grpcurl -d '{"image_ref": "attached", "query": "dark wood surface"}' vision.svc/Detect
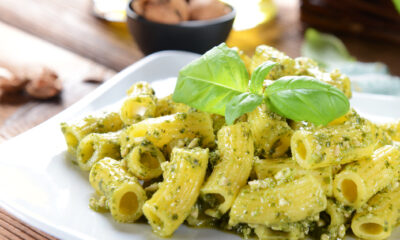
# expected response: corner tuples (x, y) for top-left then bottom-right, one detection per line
(0, 0), (399, 239)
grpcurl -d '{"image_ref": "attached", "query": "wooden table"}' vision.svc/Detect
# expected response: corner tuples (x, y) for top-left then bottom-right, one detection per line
(0, 0), (399, 239)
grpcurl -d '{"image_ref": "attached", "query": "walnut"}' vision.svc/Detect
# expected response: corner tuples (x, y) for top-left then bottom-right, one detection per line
(189, 0), (231, 21)
(132, 0), (189, 24)
(0, 67), (27, 96)
(25, 67), (62, 99)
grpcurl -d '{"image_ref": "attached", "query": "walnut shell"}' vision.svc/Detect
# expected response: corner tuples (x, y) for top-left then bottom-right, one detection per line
(133, 0), (189, 24)
(25, 67), (62, 99)
(0, 67), (26, 96)
(189, 0), (230, 21)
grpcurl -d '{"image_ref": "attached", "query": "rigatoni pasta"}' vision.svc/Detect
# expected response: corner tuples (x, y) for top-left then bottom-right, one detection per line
(351, 185), (400, 240)
(380, 120), (400, 141)
(229, 175), (327, 226)
(89, 157), (146, 222)
(120, 111), (215, 156)
(253, 157), (333, 196)
(142, 147), (208, 237)
(120, 81), (156, 125)
(60, 111), (123, 155)
(60, 45), (400, 240)
(200, 122), (254, 217)
(155, 95), (191, 117)
(333, 145), (400, 208)
(291, 111), (377, 169)
(124, 138), (165, 180)
(248, 105), (292, 158)
(77, 131), (121, 171)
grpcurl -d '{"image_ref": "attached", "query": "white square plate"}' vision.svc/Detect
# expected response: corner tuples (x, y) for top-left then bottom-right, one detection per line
(1, 51), (400, 240)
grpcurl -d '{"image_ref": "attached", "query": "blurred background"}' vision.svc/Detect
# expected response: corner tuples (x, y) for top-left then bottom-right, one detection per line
(1, 0), (399, 141)
(0, 1), (399, 138)
(0, 0), (399, 239)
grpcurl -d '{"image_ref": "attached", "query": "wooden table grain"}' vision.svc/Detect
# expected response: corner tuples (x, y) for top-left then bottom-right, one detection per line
(0, 0), (399, 239)
(0, 21), (115, 240)
(0, 0), (143, 71)
(0, 22), (115, 142)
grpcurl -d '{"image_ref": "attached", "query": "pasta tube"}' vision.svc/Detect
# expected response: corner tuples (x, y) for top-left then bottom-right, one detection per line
(294, 57), (352, 98)
(155, 95), (190, 117)
(126, 81), (154, 96)
(200, 123), (254, 217)
(291, 117), (377, 169)
(250, 45), (296, 79)
(229, 175), (327, 226)
(248, 105), (292, 158)
(253, 157), (333, 196)
(120, 82), (157, 125)
(351, 186), (400, 240)
(380, 120), (400, 141)
(60, 111), (123, 155)
(124, 138), (166, 180)
(142, 147), (208, 237)
(333, 145), (400, 208)
(120, 94), (156, 125)
(320, 199), (352, 240)
(77, 131), (121, 171)
(89, 157), (146, 222)
(120, 112), (215, 156)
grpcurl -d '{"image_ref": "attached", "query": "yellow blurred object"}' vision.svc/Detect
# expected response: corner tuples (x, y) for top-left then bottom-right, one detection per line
(224, 0), (277, 55)
(221, 0), (277, 31)
(92, 0), (129, 22)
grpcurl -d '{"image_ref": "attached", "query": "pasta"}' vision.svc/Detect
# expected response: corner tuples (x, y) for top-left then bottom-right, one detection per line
(248, 105), (292, 158)
(120, 94), (156, 125)
(60, 111), (123, 155)
(123, 138), (166, 180)
(59, 45), (400, 240)
(351, 185), (400, 240)
(120, 111), (215, 157)
(293, 57), (352, 98)
(229, 175), (327, 226)
(77, 131), (121, 171)
(253, 157), (333, 196)
(250, 45), (296, 79)
(200, 122), (254, 217)
(320, 199), (353, 240)
(120, 81), (156, 125)
(380, 120), (400, 141)
(142, 147), (208, 237)
(89, 157), (147, 222)
(291, 111), (378, 169)
(155, 95), (191, 117)
(333, 145), (400, 208)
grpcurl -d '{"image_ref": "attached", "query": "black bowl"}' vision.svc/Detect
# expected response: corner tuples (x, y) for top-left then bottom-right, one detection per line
(126, 0), (236, 55)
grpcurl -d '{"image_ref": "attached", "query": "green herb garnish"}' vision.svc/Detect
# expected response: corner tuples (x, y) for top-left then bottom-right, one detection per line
(172, 43), (350, 125)
(264, 76), (349, 125)
(393, 0), (400, 14)
(301, 28), (355, 69)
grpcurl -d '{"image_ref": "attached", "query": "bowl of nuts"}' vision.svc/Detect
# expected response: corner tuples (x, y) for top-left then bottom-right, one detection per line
(126, 0), (235, 54)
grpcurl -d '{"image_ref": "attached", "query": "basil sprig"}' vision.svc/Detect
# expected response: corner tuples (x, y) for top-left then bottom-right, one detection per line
(172, 43), (350, 125)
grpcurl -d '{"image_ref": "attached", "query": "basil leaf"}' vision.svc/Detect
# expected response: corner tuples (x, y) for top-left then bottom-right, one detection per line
(172, 43), (249, 115)
(301, 28), (355, 69)
(249, 61), (277, 94)
(225, 92), (263, 125)
(264, 76), (349, 125)
(393, 0), (400, 13)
